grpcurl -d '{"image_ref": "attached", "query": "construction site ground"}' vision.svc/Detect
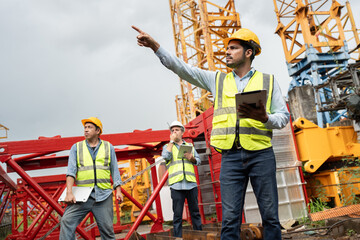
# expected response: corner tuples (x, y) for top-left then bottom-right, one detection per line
(95, 217), (360, 240)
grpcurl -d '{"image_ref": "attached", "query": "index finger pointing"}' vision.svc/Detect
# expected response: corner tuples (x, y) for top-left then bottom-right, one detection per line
(131, 25), (143, 34)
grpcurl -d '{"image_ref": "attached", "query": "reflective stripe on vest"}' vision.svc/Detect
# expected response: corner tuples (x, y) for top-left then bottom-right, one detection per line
(210, 71), (274, 151)
(166, 142), (197, 185)
(76, 140), (112, 189)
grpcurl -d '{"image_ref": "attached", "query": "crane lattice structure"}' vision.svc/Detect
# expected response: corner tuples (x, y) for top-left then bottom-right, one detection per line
(169, 0), (241, 124)
(0, 124), (9, 139)
(273, 0), (360, 126)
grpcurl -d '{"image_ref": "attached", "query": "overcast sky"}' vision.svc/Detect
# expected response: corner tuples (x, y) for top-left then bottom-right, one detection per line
(1, 0), (360, 143)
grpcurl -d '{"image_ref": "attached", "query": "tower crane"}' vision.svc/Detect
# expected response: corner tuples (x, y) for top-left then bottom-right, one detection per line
(169, 0), (240, 124)
(273, 0), (360, 126)
(0, 124), (9, 139)
(273, 0), (360, 207)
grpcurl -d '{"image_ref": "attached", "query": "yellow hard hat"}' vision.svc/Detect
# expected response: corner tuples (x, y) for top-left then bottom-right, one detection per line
(223, 28), (261, 56)
(81, 117), (103, 134)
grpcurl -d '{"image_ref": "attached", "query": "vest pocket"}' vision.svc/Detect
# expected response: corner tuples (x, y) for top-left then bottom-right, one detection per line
(212, 114), (228, 124)
(211, 115), (228, 140)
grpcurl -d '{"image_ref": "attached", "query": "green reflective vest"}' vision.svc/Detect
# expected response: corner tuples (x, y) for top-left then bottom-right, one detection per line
(76, 140), (112, 189)
(210, 71), (274, 151)
(166, 142), (197, 186)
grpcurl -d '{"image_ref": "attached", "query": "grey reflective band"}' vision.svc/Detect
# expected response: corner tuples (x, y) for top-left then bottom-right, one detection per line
(78, 166), (93, 171)
(76, 179), (94, 185)
(213, 107), (236, 117)
(96, 165), (111, 170)
(169, 171), (196, 179)
(78, 165), (110, 172)
(76, 178), (111, 185)
(216, 72), (227, 109)
(211, 126), (272, 138)
(97, 179), (111, 183)
(103, 141), (109, 166)
(263, 73), (270, 99)
(263, 73), (273, 101)
(211, 127), (236, 136)
(167, 160), (183, 168)
(78, 142), (84, 167)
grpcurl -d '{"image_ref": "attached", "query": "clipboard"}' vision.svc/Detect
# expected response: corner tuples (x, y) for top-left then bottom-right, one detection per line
(58, 186), (93, 202)
(177, 145), (193, 159)
(235, 89), (267, 118)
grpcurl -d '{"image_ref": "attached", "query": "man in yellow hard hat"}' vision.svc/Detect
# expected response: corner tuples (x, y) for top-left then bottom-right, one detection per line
(60, 117), (123, 240)
(133, 26), (289, 240)
(162, 120), (202, 237)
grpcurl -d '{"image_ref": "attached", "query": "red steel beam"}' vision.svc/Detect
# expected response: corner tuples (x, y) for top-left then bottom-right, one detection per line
(0, 164), (16, 190)
(0, 129), (199, 156)
(4, 157), (92, 240)
(0, 188), (10, 224)
(124, 171), (169, 240)
(27, 188), (63, 239)
(120, 187), (157, 222)
(5, 148), (163, 173)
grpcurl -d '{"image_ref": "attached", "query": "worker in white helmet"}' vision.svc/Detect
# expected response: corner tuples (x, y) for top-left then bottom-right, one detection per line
(60, 117), (123, 240)
(133, 26), (289, 240)
(162, 120), (202, 237)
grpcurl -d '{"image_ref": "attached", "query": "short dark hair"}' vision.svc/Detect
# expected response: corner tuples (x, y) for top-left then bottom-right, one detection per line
(238, 40), (255, 62)
(230, 39), (255, 62)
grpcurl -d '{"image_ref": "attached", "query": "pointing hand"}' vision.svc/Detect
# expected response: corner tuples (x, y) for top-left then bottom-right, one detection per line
(132, 25), (160, 52)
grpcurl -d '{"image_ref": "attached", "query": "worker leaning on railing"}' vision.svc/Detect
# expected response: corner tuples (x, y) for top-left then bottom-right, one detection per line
(132, 25), (290, 240)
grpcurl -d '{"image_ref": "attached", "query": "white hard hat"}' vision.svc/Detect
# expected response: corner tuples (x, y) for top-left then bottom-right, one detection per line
(169, 120), (185, 131)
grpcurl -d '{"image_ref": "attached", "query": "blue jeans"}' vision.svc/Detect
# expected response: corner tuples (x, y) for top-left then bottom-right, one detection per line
(219, 147), (281, 240)
(170, 187), (202, 237)
(60, 193), (115, 240)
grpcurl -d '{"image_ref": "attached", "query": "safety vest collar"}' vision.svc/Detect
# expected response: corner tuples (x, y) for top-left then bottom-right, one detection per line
(78, 140), (110, 168)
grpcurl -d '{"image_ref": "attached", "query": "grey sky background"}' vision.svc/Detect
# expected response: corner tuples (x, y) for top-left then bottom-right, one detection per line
(1, 0), (360, 143)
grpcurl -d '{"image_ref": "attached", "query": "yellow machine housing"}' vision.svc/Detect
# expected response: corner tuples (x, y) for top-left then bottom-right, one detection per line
(293, 118), (360, 173)
(305, 167), (360, 207)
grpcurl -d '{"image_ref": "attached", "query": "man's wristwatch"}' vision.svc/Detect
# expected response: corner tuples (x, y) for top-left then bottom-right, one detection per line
(169, 140), (174, 144)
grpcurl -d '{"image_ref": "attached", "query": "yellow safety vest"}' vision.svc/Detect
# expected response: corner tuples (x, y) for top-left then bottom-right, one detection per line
(210, 71), (274, 151)
(166, 142), (197, 185)
(76, 140), (112, 189)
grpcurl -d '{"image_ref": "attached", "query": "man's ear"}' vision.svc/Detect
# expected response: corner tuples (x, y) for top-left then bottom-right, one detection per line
(245, 48), (253, 58)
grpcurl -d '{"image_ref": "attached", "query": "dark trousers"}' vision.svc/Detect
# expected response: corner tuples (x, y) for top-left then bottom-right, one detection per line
(220, 147), (281, 240)
(170, 187), (202, 237)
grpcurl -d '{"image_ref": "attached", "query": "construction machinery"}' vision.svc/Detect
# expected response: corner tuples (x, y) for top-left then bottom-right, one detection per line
(169, 0), (240, 123)
(1, 1), (359, 239)
(272, 0), (360, 207)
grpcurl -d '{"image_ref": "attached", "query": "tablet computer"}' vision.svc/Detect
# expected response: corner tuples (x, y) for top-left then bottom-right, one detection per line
(58, 186), (93, 202)
(178, 145), (193, 159)
(235, 89), (267, 118)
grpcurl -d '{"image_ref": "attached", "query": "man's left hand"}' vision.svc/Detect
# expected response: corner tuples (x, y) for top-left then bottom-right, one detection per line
(183, 152), (196, 164)
(238, 100), (268, 123)
(115, 186), (123, 203)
